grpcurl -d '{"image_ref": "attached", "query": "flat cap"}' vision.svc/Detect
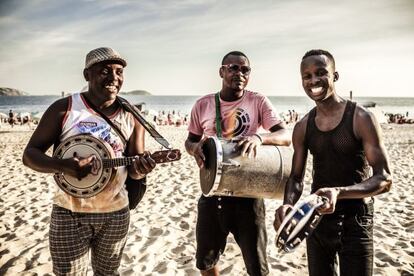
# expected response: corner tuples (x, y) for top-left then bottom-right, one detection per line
(85, 47), (127, 69)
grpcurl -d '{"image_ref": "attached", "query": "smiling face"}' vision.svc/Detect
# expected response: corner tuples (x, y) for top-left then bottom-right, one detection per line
(84, 60), (124, 102)
(220, 54), (250, 93)
(300, 54), (338, 102)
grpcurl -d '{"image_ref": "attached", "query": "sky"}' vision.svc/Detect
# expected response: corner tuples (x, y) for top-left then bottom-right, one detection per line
(0, 0), (413, 97)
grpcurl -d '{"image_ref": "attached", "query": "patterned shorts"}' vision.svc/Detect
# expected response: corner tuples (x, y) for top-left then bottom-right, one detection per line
(49, 205), (130, 276)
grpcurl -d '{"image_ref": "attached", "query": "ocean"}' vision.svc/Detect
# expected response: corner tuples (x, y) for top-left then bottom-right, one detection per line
(1, 95), (414, 119)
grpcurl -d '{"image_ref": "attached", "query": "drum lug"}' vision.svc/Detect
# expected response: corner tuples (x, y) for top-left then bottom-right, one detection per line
(222, 189), (234, 196)
(221, 159), (240, 168)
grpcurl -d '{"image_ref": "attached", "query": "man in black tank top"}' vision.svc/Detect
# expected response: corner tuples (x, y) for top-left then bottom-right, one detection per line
(274, 49), (392, 276)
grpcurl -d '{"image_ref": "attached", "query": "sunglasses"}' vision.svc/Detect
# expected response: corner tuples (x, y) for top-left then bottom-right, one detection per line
(222, 64), (251, 75)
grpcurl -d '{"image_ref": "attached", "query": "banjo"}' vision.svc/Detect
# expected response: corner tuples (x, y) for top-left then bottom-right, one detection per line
(53, 134), (181, 198)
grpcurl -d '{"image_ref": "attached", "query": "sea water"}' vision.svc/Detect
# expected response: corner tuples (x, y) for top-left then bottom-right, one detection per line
(1, 95), (413, 119)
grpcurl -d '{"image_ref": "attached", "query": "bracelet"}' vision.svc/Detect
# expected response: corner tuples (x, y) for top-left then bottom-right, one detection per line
(253, 133), (263, 144)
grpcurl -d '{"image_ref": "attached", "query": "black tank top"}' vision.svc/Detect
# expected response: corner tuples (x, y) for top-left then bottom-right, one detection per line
(305, 101), (370, 193)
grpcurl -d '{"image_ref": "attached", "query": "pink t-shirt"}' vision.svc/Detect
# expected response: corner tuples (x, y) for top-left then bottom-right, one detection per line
(188, 90), (281, 139)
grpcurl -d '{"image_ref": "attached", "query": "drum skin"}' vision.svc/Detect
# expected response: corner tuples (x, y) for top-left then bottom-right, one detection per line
(200, 137), (293, 199)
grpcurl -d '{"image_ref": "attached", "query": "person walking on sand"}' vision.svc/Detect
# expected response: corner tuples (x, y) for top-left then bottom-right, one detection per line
(8, 109), (16, 127)
(185, 51), (291, 276)
(23, 47), (156, 275)
(274, 49), (392, 276)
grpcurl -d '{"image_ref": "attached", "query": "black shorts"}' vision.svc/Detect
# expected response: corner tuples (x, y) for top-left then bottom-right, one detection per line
(307, 199), (374, 276)
(195, 195), (269, 276)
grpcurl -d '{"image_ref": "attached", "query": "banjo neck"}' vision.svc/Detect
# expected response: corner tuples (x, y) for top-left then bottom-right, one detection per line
(102, 156), (135, 169)
(102, 149), (181, 169)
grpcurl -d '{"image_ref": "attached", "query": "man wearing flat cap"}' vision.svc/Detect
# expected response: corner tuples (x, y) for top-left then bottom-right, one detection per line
(23, 47), (156, 275)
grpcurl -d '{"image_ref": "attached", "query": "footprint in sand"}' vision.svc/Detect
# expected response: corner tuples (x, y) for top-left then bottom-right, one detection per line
(138, 253), (149, 262)
(183, 268), (199, 276)
(186, 231), (195, 239)
(153, 261), (168, 273)
(142, 237), (157, 248)
(122, 253), (134, 265)
(149, 227), (163, 237)
(270, 264), (289, 272)
(5, 233), (17, 241)
(177, 255), (193, 265)
(172, 244), (185, 254)
(396, 241), (408, 249)
(179, 221), (189, 230)
(220, 264), (234, 274)
(169, 216), (181, 222)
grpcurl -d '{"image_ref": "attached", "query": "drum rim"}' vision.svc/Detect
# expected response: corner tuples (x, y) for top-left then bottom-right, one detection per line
(53, 134), (114, 198)
(202, 136), (224, 197)
(275, 194), (324, 252)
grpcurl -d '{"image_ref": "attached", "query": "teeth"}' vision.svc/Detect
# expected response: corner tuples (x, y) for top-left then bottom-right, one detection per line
(105, 85), (117, 91)
(311, 87), (323, 94)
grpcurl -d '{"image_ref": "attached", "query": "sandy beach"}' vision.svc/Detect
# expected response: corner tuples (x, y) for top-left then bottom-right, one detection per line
(0, 123), (413, 276)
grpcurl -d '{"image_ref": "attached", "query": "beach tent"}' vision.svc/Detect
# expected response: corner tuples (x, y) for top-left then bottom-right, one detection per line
(0, 112), (7, 119)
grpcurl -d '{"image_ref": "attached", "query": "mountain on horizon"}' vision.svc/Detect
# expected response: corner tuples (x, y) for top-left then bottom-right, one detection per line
(120, 90), (151, 96)
(0, 87), (28, 96)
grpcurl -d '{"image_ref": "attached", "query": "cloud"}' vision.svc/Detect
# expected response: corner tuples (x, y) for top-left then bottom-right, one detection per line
(0, 0), (413, 95)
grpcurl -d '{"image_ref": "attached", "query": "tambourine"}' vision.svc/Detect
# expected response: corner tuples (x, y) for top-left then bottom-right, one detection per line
(275, 194), (327, 253)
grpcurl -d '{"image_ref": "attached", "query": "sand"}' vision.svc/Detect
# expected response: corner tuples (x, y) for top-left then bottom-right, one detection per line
(0, 123), (413, 275)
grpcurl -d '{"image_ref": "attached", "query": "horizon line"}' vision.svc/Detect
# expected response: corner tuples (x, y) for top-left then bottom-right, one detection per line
(4, 93), (414, 99)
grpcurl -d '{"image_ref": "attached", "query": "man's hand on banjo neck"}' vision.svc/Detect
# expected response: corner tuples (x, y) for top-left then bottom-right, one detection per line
(130, 151), (156, 178)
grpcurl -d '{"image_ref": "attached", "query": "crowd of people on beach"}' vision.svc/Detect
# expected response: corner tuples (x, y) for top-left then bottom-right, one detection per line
(152, 110), (189, 127)
(385, 112), (414, 124)
(6, 107), (414, 131)
(0, 109), (36, 128)
(2, 107), (302, 130)
(138, 108), (300, 129)
(3, 105), (413, 132)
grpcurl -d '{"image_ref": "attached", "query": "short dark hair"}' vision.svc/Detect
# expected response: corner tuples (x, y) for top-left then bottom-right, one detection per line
(221, 51), (249, 65)
(302, 49), (335, 68)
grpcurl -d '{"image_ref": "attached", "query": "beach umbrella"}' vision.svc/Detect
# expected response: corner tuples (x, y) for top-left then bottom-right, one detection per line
(20, 112), (30, 118)
(31, 112), (44, 121)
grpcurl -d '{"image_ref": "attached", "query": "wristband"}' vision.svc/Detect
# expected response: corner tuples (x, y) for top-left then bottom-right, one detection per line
(253, 133), (263, 144)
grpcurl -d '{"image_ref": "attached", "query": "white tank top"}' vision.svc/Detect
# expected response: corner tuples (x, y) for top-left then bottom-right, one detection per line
(53, 93), (135, 213)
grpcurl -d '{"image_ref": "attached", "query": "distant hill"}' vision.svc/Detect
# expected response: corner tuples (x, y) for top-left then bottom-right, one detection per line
(120, 90), (151, 96)
(0, 87), (28, 96)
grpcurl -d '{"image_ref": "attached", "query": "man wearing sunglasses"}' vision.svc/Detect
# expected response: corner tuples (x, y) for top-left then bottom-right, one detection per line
(185, 51), (291, 276)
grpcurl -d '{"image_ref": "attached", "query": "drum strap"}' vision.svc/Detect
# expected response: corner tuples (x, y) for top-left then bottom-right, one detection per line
(82, 95), (172, 149)
(117, 97), (172, 149)
(82, 95), (128, 145)
(215, 92), (222, 138)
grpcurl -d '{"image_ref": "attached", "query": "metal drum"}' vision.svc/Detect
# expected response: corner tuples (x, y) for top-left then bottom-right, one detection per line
(200, 136), (293, 199)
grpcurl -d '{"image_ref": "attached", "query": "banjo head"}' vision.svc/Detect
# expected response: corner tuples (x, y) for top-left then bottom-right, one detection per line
(53, 134), (114, 198)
